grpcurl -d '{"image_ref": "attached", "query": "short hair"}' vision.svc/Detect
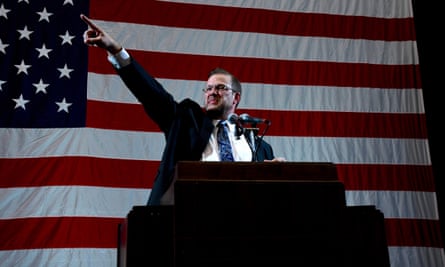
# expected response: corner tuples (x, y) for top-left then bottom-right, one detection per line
(208, 67), (242, 94)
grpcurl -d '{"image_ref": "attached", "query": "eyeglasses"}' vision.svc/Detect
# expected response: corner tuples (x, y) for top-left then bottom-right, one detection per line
(202, 84), (233, 94)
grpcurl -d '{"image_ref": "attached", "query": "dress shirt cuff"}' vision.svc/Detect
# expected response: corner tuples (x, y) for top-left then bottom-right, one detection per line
(107, 48), (131, 69)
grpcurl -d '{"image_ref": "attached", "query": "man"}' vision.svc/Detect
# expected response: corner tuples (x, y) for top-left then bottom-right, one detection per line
(80, 14), (285, 205)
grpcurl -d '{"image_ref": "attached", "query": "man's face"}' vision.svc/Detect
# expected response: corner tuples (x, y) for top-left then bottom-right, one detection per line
(203, 74), (238, 119)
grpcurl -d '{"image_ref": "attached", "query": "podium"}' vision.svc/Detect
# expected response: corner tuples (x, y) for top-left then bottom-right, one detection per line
(118, 162), (390, 267)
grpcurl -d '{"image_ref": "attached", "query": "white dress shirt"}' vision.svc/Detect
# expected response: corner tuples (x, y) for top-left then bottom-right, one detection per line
(201, 120), (252, 162)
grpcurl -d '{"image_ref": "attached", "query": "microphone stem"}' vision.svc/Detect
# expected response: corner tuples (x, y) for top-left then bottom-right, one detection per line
(244, 127), (258, 161)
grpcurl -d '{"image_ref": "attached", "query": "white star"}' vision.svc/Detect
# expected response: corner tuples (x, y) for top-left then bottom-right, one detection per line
(57, 63), (73, 78)
(56, 98), (72, 113)
(15, 60), (31, 75)
(36, 44), (52, 58)
(13, 94), (30, 110)
(0, 4), (11, 19)
(37, 7), (53, 22)
(59, 30), (74, 45)
(0, 80), (6, 91)
(17, 26), (33, 40)
(33, 79), (49, 94)
(63, 0), (74, 5)
(0, 38), (9, 54)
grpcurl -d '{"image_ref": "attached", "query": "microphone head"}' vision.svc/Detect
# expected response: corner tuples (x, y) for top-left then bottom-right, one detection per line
(239, 113), (250, 120)
(239, 113), (270, 125)
(227, 113), (239, 124)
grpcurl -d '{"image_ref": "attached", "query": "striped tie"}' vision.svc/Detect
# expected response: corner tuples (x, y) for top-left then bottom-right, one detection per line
(217, 121), (234, 161)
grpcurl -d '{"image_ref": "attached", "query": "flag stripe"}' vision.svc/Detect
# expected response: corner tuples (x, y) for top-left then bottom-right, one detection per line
(0, 157), (155, 188)
(0, 248), (116, 267)
(345, 191), (439, 219)
(1, 246), (444, 267)
(0, 186), (148, 219)
(0, 128), (164, 160)
(87, 100), (428, 138)
(0, 217), (121, 250)
(90, 0), (416, 41)
(158, 0), (414, 19)
(87, 19), (419, 65)
(88, 49), (422, 89)
(0, 129), (431, 165)
(387, 247), (445, 267)
(0, 159), (436, 193)
(385, 219), (443, 247)
(0, 216), (440, 250)
(0, 159), (435, 192)
(88, 73), (425, 114)
(337, 164), (436, 191)
(87, 22), (419, 66)
(0, 187), (436, 220)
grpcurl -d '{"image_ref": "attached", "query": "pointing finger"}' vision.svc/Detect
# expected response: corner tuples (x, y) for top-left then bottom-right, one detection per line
(80, 14), (100, 32)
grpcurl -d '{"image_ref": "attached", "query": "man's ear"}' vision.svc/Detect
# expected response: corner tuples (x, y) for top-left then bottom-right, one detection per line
(233, 93), (241, 106)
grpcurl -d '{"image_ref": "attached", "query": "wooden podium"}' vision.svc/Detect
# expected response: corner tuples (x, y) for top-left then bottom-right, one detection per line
(118, 162), (390, 267)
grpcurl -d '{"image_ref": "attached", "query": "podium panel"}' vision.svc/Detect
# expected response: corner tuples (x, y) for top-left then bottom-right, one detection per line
(175, 180), (346, 266)
(118, 206), (174, 267)
(344, 205), (391, 267)
(172, 162), (345, 266)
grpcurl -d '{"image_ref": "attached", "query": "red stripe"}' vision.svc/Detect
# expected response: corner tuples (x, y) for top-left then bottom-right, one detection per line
(87, 100), (428, 139)
(0, 217), (440, 250)
(0, 159), (435, 192)
(88, 49), (422, 89)
(337, 164), (436, 191)
(0, 157), (155, 188)
(86, 100), (159, 132)
(0, 217), (121, 250)
(90, 0), (415, 41)
(385, 218), (444, 247)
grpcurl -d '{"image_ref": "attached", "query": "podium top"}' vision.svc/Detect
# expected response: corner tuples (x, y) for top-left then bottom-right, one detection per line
(174, 161), (338, 182)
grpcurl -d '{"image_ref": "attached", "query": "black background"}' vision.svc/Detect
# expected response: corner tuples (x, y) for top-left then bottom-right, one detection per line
(413, 1), (444, 246)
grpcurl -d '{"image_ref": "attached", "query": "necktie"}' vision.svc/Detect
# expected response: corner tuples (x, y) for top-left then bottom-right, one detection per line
(217, 121), (234, 161)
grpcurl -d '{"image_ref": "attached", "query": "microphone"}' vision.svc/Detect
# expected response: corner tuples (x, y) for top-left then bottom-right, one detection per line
(227, 113), (244, 138)
(227, 113), (240, 124)
(239, 113), (270, 125)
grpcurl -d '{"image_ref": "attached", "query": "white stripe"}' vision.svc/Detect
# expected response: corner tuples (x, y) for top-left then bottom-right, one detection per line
(267, 136), (431, 165)
(0, 248), (116, 267)
(95, 20), (418, 65)
(0, 128), (165, 160)
(0, 187), (436, 220)
(241, 85), (424, 114)
(346, 190), (440, 220)
(0, 186), (149, 219)
(0, 128), (431, 165)
(159, 0), (414, 18)
(0, 246), (444, 267)
(88, 73), (426, 113)
(0, 245), (443, 267)
(388, 246), (445, 267)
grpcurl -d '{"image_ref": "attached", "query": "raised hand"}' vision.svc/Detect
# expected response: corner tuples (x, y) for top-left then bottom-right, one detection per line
(80, 14), (122, 54)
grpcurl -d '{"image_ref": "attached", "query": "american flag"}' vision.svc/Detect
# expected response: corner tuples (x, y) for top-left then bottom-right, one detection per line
(0, 0), (443, 266)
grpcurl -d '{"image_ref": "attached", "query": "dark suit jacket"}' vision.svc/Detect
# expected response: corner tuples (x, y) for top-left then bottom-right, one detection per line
(116, 59), (275, 205)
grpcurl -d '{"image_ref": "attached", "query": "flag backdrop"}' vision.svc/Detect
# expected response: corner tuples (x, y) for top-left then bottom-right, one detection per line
(0, 0), (444, 266)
